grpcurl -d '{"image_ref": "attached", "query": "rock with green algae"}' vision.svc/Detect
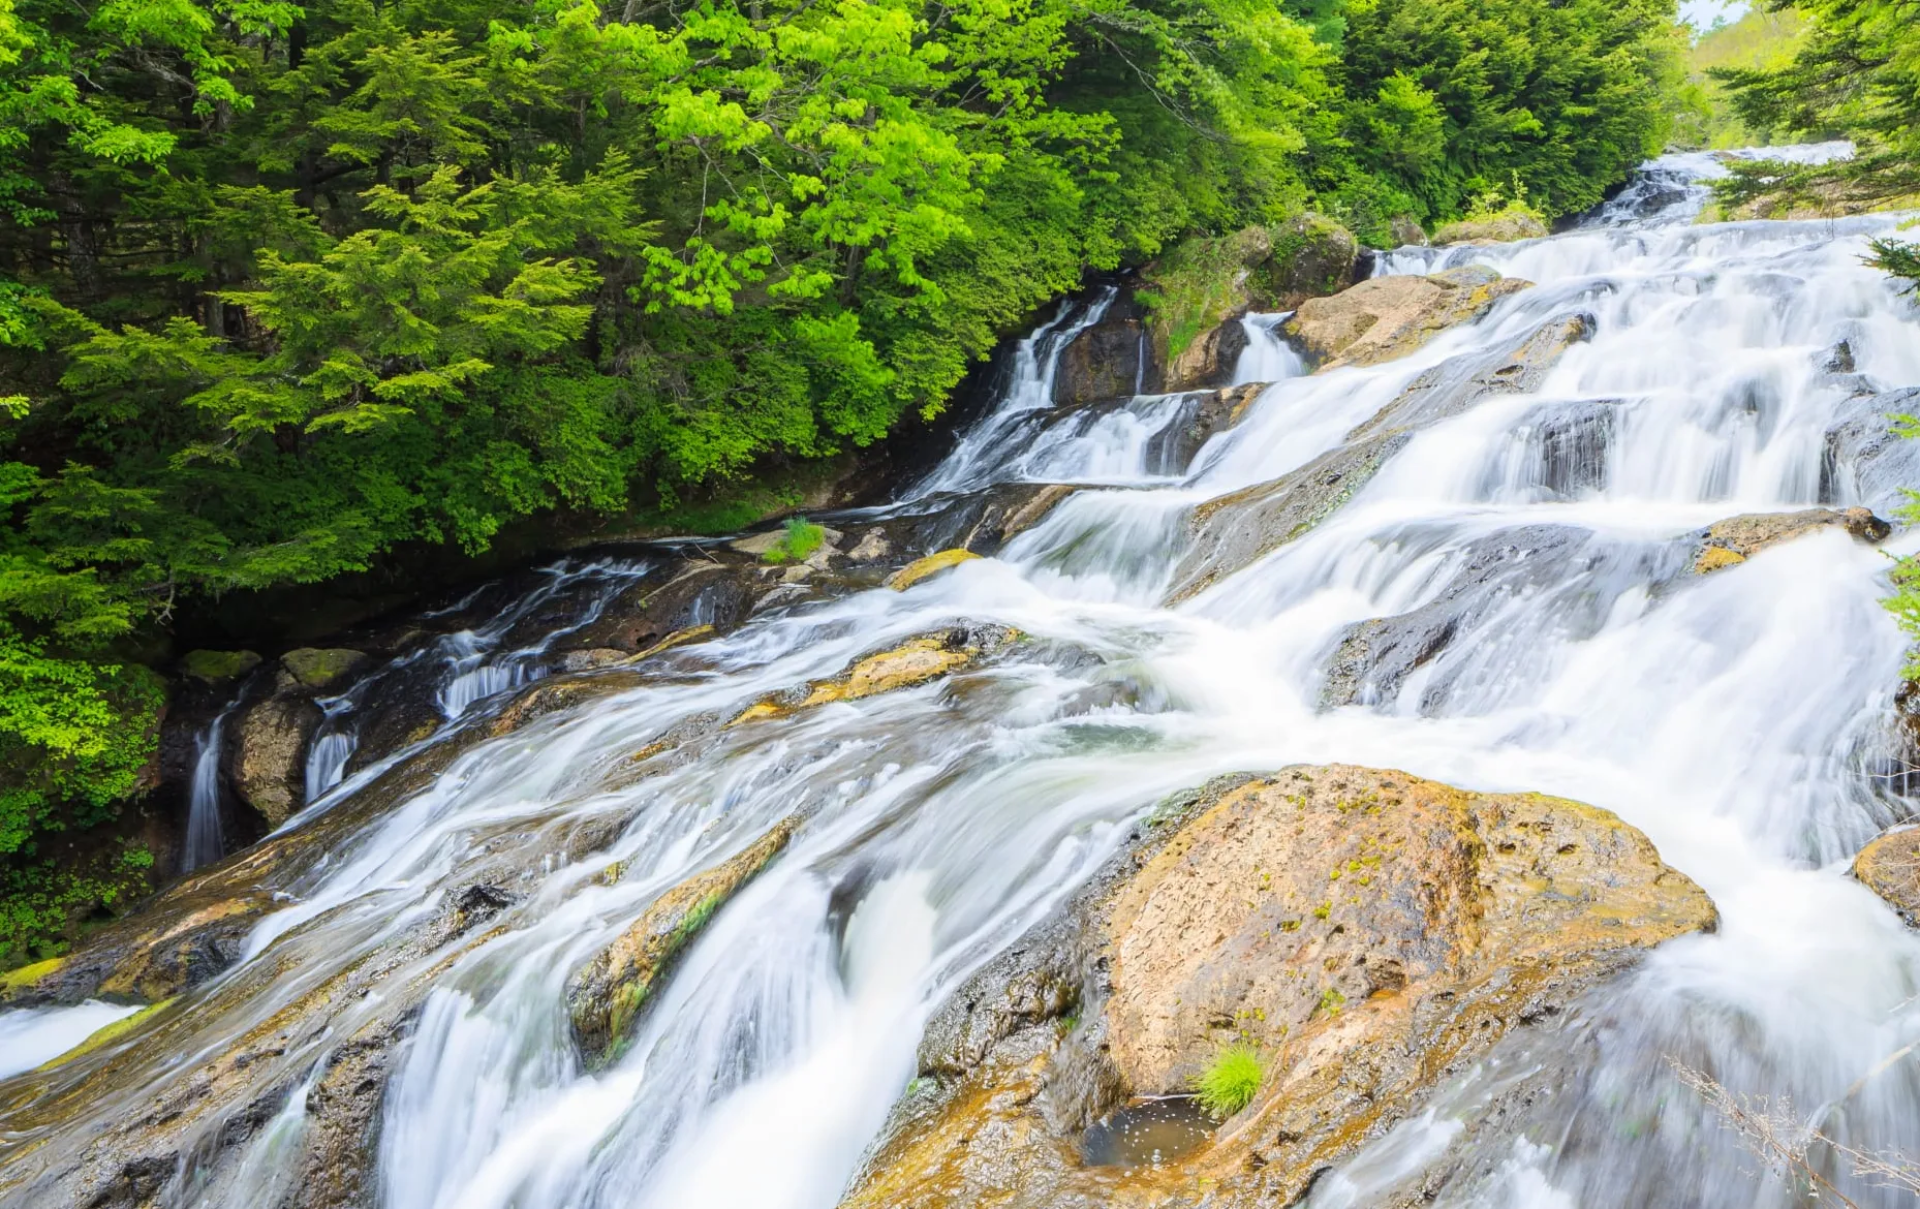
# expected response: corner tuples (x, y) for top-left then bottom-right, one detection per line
(1254, 212), (1361, 310)
(729, 625), (1019, 726)
(840, 765), (1714, 1209)
(567, 815), (801, 1067)
(887, 548), (982, 591)
(1432, 211), (1550, 246)
(181, 649), (263, 683)
(281, 647), (369, 690)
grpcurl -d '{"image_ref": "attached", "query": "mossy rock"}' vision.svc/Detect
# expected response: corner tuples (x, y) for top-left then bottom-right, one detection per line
(1253, 213), (1360, 309)
(888, 548), (982, 591)
(1, 955), (68, 1001)
(1431, 211), (1549, 246)
(280, 647), (370, 690)
(567, 816), (801, 1066)
(181, 649), (263, 683)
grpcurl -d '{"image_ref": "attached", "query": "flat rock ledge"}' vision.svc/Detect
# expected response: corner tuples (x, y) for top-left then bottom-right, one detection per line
(1282, 266), (1532, 371)
(841, 765), (1714, 1209)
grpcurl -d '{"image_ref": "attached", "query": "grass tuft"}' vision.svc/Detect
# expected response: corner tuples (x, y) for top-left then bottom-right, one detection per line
(762, 516), (826, 564)
(1192, 1042), (1264, 1119)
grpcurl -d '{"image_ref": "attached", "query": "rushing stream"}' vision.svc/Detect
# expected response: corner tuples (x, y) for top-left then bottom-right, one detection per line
(5, 148), (1920, 1208)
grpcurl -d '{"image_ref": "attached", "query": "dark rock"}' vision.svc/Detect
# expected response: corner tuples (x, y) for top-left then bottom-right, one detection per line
(1143, 383), (1269, 475)
(1053, 315), (1150, 406)
(1167, 432), (1411, 603)
(1822, 386), (1920, 520)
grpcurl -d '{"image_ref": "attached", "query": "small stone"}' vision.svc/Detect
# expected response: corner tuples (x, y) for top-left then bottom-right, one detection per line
(849, 530), (891, 562)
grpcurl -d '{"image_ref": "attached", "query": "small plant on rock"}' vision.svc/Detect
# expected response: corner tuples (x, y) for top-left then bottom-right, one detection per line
(762, 517), (826, 565)
(1193, 1042), (1265, 1119)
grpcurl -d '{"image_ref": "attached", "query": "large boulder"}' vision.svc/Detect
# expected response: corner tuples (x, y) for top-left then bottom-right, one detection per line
(280, 648), (368, 691)
(1054, 312), (1152, 406)
(180, 649), (262, 684)
(233, 691), (323, 828)
(1254, 213), (1361, 310)
(842, 766), (1714, 1209)
(1282, 266), (1533, 371)
(1855, 826), (1920, 926)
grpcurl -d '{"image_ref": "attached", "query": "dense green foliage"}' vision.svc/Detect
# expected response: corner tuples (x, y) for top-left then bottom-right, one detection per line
(0, 0), (1685, 960)
(1669, 7), (1806, 150)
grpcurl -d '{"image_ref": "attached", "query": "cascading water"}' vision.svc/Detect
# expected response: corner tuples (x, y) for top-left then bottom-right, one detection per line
(182, 700), (240, 872)
(430, 559), (653, 721)
(4, 149), (1920, 1209)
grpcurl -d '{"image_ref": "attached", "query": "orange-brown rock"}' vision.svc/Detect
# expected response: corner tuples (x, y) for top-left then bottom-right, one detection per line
(1855, 826), (1920, 926)
(1691, 506), (1891, 573)
(1282, 266), (1532, 371)
(842, 766), (1714, 1209)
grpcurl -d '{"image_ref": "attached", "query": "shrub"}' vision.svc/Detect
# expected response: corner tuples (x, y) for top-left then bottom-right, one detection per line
(1193, 1042), (1266, 1119)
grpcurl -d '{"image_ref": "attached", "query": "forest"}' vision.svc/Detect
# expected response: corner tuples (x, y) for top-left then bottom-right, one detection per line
(0, 0), (1908, 963)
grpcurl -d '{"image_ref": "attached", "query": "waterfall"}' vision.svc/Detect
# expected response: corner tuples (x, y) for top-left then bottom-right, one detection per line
(4, 148), (1920, 1209)
(181, 702), (239, 873)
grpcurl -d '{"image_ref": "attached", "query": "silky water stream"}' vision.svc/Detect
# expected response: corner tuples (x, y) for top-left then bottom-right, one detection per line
(3, 149), (1920, 1208)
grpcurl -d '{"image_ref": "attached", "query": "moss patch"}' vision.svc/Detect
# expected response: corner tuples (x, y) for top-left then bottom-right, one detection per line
(181, 649), (263, 682)
(39, 998), (175, 1070)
